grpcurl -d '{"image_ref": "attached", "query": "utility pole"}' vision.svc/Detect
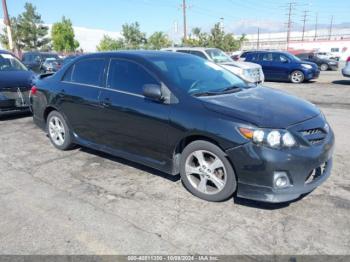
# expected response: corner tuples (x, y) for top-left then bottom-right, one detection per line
(1, 0), (14, 51)
(301, 10), (309, 42)
(314, 13), (318, 40)
(329, 15), (334, 40)
(220, 17), (224, 32)
(257, 27), (260, 50)
(182, 0), (187, 42)
(285, 2), (296, 50)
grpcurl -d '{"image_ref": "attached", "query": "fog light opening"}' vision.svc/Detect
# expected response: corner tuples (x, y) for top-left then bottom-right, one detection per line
(274, 172), (291, 189)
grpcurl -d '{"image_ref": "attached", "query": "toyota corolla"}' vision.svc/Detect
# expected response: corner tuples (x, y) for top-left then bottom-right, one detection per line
(30, 51), (334, 203)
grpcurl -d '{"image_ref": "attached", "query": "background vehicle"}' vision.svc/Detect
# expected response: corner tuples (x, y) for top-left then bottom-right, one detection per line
(342, 56), (350, 78)
(316, 52), (339, 61)
(42, 58), (63, 73)
(22, 52), (60, 73)
(0, 50), (35, 117)
(163, 47), (264, 84)
(296, 53), (339, 71)
(31, 51), (334, 203)
(245, 51), (319, 83)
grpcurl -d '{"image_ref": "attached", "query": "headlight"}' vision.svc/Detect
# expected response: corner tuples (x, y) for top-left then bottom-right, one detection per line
(301, 64), (313, 69)
(239, 127), (296, 148)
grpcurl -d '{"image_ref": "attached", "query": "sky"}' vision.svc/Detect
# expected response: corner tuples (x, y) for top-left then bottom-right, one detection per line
(1, 0), (350, 35)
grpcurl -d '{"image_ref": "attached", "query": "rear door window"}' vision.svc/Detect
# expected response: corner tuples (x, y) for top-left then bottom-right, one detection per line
(70, 58), (106, 86)
(262, 53), (273, 61)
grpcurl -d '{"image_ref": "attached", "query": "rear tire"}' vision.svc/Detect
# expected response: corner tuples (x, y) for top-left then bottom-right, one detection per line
(180, 140), (237, 202)
(46, 111), (74, 150)
(290, 70), (305, 84)
(320, 64), (329, 71)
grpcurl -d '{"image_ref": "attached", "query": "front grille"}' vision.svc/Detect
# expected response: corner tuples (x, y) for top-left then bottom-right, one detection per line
(305, 162), (328, 184)
(300, 127), (327, 145)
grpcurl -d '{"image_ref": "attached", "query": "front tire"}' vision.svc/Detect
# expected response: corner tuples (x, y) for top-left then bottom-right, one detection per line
(180, 140), (237, 202)
(290, 70), (305, 84)
(47, 111), (74, 150)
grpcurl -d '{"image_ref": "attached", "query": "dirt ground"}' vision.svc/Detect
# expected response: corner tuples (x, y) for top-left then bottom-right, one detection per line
(0, 69), (349, 255)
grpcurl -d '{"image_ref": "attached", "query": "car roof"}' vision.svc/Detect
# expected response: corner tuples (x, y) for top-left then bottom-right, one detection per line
(75, 50), (200, 60)
(162, 47), (218, 52)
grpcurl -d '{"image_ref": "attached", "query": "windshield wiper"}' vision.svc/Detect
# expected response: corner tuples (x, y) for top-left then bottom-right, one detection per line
(218, 86), (242, 93)
(192, 91), (221, 97)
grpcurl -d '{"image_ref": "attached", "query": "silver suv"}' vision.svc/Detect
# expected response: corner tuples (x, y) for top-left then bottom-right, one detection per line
(162, 47), (264, 84)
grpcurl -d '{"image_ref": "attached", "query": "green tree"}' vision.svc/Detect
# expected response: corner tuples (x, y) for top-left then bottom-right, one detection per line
(147, 31), (171, 50)
(51, 17), (79, 53)
(96, 35), (124, 51)
(0, 17), (22, 52)
(208, 23), (225, 49)
(16, 2), (50, 50)
(121, 22), (146, 49)
(186, 27), (209, 47)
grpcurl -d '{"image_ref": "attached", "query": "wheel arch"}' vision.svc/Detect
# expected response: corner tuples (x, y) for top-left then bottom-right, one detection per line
(171, 134), (226, 175)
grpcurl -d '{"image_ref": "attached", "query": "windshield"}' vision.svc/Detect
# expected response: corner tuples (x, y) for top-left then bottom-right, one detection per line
(205, 49), (233, 63)
(149, 55), (248, 96)
(0, 53), (28, 71)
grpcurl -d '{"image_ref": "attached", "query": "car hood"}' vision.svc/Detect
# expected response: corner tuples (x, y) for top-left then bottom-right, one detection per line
(200, 87), (320, 128)
(220, 61), (261, 70)
(0, 70), (35, 89)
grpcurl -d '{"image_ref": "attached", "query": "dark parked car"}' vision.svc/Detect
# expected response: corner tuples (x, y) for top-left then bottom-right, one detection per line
(22, 52), (60, 73)
(245, 51), (320, 83)
(296, 53), (339, 71)
(42, 58), (63, 73)
(0, 50), (35, 117)
(30, 51), (334, 203)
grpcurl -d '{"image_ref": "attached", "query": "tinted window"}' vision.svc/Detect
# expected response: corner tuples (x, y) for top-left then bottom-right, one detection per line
(262, 53), (273, 61)
(70, 58), (105, 86)
(177, 50), (192, 54)
(107, 59), (158, 94)
(246, 52), (259, 61)
(273, 54), (289, 63)
(190, 51), (208, 60)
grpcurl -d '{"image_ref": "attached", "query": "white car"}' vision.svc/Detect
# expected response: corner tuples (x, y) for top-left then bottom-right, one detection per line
(342, 57), (350, 78)
(316, 52), (339, 61)
(162, 47), (264, 84)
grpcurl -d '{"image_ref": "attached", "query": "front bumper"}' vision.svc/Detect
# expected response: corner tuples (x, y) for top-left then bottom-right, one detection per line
(342, 68), (350, 77)
(226, 117), (335, 203)
(305, 69), (320, 80)
(0, 88), (31, 117)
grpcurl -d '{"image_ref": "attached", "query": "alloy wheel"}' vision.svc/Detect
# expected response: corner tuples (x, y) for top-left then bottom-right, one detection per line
(291, 71), (304, 83)
(185, 150), (227, 195)
(48, 116), (66, 146)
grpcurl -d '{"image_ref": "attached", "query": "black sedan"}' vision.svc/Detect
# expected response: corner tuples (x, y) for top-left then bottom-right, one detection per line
(296, 52), (339, 71)
(0, 50), (35, 117)
(30, 51), (334, 203)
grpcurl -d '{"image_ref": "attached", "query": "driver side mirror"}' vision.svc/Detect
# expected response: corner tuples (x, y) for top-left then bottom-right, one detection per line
(143, 84), (164, 102)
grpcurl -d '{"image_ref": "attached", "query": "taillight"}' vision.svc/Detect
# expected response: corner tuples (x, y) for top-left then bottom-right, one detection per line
(347, 57), (350, 63)
(30, 86), (38, 95)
